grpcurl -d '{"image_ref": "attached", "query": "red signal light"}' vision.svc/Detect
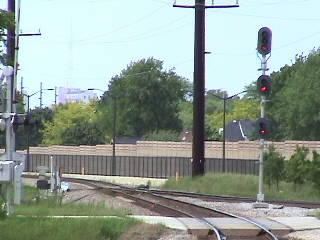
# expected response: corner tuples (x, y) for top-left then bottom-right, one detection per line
(257, 27), (272, 55)
(257, 75), (271, 96)
(261, 45), (267, 51)
(256, 118), (271, 139)
(259, 129), (266, 134)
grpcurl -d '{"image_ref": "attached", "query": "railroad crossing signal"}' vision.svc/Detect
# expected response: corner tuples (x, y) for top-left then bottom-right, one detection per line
(257, 75), (271, 96)
(257, 27), (272, 56)
(256, 118), (271, 140)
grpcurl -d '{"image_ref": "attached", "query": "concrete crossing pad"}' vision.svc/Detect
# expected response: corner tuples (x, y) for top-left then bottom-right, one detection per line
(204, 217), (261, 237)
(268, 217), (320, 231)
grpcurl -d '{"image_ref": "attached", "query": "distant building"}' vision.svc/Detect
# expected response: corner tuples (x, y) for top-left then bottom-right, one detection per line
(58, 87), (97, 104)
(225, 119), (254, 141)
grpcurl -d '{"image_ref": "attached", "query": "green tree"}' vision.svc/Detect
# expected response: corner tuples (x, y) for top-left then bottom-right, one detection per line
(25, 107), (55, 148)
(98, 58), (191, 139)
(307, 150), (320, 192)
(228, 98), (259, 121)
(256, 49), (320, 140)
(178, 100), (193, 131)
(205, 92), (258, 140)
(284, 145), (310, 190)
(263, 144), (285, 190)
(61, 121), (104, 146)
(42, 101), (102, 145)
(206, 89), (229, 115)
(0, 10), (15, 64)
(142, 130), (180, 141)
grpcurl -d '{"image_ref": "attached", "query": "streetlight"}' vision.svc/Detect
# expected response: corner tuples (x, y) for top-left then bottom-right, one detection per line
(24, 88), (53, 171)
(88, 88), (116, 176)
(207, 90), (247, 172)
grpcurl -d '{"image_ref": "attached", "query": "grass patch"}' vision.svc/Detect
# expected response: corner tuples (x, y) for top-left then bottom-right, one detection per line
(15, 198), (130, 216)
(162, 172), (320, 201)
(14, 184), (131, 216)
(0, 216), (140, 240)
(0, 184), (167, 240)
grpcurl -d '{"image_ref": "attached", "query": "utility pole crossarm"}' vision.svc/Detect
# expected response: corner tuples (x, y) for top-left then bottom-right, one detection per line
(173, 4), (239, 8)
(19, 33), (41, 36)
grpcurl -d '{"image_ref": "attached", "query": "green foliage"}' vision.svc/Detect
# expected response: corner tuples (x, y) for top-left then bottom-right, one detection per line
(61, 121), (105, 146)
(98, 57), (191, 138)
(263, 144), (285, 190)
(228, 98), (259, 121)
(0, 217), (139, 240)
(307, 150), (320, 192)
(99, 218), (138, 239)
(284, 145), (310, 189)
(42, 101), (101, 146)
(205, 90), (258, 140)
(142, 130), (180, 141)
(0, 10), (15, 65)
(205, 89), (228, 115)
(162, 172), (320, 201)
(205, 115), (220, 140)
(178, 100), (193, 131)
(265, 49), (320, 140)
(27, 107), (55, 147)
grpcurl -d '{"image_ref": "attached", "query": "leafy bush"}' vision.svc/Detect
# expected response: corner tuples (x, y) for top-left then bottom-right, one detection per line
(284, 145), (310, 190)
(142, 130), (180, 141)
(264, 144), (285, 190)
(307, 150), (320, 192)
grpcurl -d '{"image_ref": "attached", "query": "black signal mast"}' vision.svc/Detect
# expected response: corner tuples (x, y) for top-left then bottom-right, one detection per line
(173, 1), (239, 177)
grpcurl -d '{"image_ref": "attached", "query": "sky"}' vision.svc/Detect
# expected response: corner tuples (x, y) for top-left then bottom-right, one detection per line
(1, 0), (320, 108)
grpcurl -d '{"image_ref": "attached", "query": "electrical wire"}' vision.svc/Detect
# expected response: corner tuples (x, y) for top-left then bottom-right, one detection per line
(215, 10), (320, 21)
(72, 2), (172, 43)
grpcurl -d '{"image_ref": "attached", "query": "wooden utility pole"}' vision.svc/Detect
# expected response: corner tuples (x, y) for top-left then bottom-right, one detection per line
(6, 0), (41, 102)
(7, 0), (15, 67)
(174, 1), (239, 177)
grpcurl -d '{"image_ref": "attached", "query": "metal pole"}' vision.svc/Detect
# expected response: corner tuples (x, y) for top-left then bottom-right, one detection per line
(112, 97), (116, 175)
(54, 86), (57, 105)
(257, 55), (267, 202)
(39, 82), (43, 107)
(5, 73), (12, 157)
(26, 95), (30, 172)
(222, 98), (226, 172)
(4, 68), (14, 215)
(192, 0), (205, 177)
(206, 90), (246, 172)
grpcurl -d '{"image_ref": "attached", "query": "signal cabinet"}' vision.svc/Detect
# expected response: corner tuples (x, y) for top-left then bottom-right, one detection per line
(0, 161), (13, 182)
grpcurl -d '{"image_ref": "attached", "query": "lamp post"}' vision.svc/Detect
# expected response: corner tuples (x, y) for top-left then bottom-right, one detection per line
(207, 90), (247, 172)
(39, 82), (54, 108)
(24, 88), (53, 171)
(87, 88), (116, 175)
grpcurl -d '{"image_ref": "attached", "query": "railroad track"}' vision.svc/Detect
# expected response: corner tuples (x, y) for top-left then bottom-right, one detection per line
(147, 188), (320, 209)
(61, 177), (279, 240)
(24, 175), (319, 239)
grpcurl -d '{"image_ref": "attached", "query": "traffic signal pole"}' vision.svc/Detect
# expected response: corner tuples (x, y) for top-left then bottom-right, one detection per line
(255, 27), (272, 204)
(257, 55), (267, 203)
